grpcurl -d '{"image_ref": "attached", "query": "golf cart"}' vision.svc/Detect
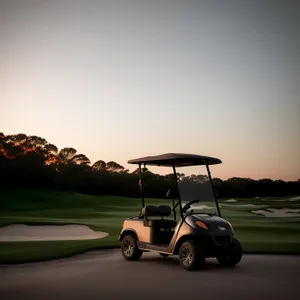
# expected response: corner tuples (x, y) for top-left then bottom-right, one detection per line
(118, 153), (242, 270)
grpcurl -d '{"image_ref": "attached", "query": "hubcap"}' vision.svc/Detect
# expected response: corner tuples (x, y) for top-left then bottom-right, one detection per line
(123, 238), (134, 257)
(181, 246), (193, 267)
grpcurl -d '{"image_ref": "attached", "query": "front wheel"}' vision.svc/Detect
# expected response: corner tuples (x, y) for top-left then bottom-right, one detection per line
(121, 234), (143, 261)
(217, 237), (242, 267)
(179, 240), (205, 271)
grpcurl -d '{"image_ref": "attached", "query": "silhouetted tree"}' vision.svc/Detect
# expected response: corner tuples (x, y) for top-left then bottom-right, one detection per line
(23, 135), (47, 149)
(44, 143), (58, 154)
(0, 132), (299, 198)
(72, 154), (91, 165)
(57, 148), (77, 165)
(57, 148), (90, 166)
(92, 160), (106, 171)
(106, 161), (125, 172)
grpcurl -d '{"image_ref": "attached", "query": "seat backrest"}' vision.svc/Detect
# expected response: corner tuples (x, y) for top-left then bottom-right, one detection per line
(158, 205), (171, 217)
(139, 205), (161, 217)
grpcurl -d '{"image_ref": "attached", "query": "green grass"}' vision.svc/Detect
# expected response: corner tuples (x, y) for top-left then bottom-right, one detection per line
(0, 189), (300, 263)
(0, 238), (118, 264)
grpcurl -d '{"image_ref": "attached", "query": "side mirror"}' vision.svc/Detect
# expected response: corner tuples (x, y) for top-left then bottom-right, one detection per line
(166, 189), (178, 199)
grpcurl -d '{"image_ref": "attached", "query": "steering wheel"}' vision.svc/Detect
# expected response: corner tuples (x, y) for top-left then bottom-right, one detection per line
(182, 200), (200, 213)
(172, 199), (200, 214)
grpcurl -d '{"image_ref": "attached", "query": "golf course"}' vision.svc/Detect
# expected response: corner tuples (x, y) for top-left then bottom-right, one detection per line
(1, 188), (299, 264)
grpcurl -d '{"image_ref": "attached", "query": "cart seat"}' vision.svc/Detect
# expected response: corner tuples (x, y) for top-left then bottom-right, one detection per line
(139, 205), (176, 228)
(158, 205), (177, 228)
(140, 206), (164, 227)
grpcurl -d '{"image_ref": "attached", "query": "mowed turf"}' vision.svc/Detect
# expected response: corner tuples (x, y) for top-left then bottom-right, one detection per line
(0, 189), (299, 263)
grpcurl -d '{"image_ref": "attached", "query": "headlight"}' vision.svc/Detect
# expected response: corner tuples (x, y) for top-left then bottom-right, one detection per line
(196, 220), (208, 230)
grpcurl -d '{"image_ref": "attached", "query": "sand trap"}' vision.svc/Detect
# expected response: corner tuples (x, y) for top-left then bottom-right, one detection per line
(222, 203), (266, 208)
(186, 204), (215, 211)
(270, 199), (292, 202)
(234, 204), (263, 208)
(262, 196), (300, 202)
(225, 199), (238, 203)
(289, 196), (300, 201)
(0, 224), (108, 242)
(196, 205), (215, 210)
(251, 208), (300, 218)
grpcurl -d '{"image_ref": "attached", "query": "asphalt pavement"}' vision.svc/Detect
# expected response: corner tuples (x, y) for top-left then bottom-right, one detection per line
(0, 250), (299, 300)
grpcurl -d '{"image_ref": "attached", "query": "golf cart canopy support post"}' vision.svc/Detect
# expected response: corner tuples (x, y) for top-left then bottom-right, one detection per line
(138, 163), (145, 208)
(206, 164), (221, 217)
(172, 163), (184, 218)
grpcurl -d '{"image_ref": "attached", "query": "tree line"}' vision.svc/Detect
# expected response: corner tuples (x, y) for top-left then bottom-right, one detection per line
(0, 132), (299, 198)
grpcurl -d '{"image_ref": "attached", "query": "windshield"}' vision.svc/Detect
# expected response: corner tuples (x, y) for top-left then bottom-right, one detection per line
(139, 164), (219, 217)
(177, 166), (219, 216)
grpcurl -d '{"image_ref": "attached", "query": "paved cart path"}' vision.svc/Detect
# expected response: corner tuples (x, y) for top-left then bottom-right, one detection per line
(1, 250), (299, 300)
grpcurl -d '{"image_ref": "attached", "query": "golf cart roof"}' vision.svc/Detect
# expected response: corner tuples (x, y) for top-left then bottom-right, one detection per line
(128, 153), (222, 167)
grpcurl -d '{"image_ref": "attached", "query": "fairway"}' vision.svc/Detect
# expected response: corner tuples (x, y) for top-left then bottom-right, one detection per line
(0, 189), (300, 263)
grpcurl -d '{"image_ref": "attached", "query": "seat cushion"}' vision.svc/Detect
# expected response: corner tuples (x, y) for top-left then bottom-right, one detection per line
(158, 206), (176, 227)
(140, 205), (177, 228)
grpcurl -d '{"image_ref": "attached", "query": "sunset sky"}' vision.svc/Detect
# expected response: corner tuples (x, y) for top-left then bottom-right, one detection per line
(1, 0), (299, 180)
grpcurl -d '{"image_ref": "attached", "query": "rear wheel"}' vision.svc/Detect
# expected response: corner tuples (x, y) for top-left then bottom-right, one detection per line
(121, 234), (143, 261)
(179, 240), (205, 271)
(217, 237), (242, 266)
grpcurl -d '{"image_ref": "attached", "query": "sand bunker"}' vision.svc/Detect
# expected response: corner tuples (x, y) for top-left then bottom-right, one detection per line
(225, 199), (238, 203)
(222, 203), (266, 208)
(196, 205), (215, 210)
(251, 208), (300, 218)
(0, 224), (108, 242)
(262, 196), (300, 202)
(289, 196), (300, 201)
(234, 204), (263, 208)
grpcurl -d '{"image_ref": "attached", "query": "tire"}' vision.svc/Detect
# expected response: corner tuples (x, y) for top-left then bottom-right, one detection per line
(217, 237), (242, 267)
(159, 253), (169, 258)
(179, 240), (205, 271)
(121, 234), (143, 261)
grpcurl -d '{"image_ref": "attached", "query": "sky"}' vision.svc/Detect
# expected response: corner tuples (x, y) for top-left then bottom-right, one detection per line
(1, 0), (299, 180)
